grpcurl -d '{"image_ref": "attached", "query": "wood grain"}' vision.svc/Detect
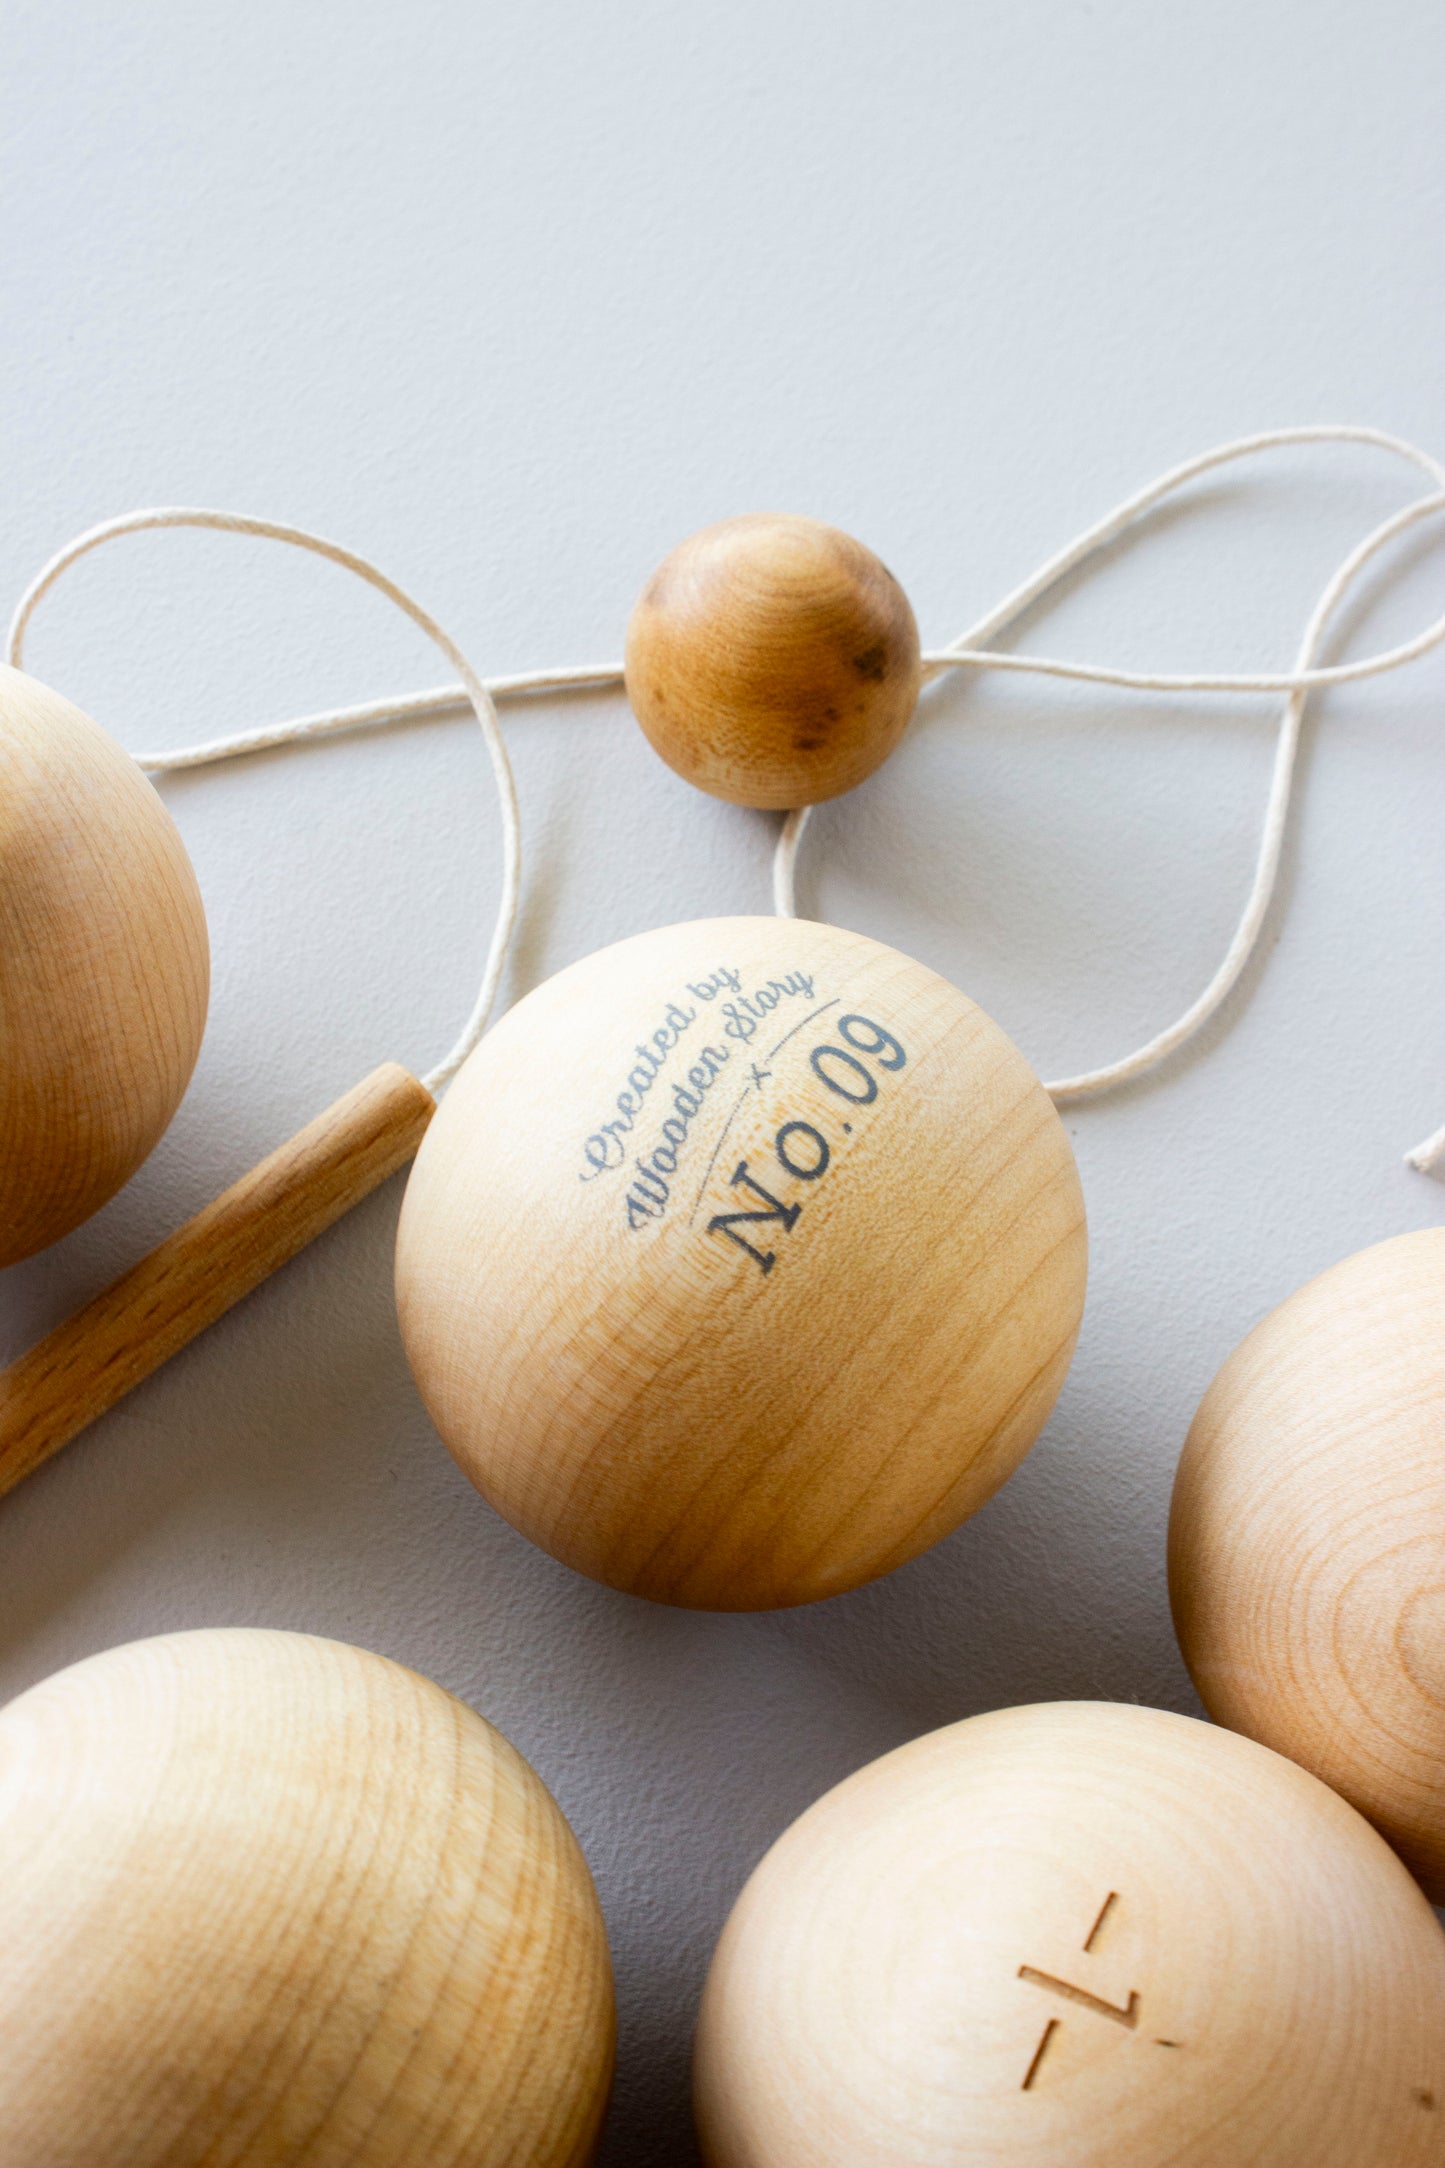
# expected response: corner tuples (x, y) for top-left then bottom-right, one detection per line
(693, 1700), (1445, 2166)
(395, 915), (1086, 1609)
(0, 1628), (615, 2165)
(0, 1062), (435, 1499)
(0, 664), (209, 1266)
(624, 514), (922, 808)
(1170, 1228), (1445, 1899)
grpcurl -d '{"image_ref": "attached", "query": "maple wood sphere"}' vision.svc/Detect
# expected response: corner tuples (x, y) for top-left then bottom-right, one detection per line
(1170, 1228), (1445, 1900)
(0, 1629), (614, 2166)
(396, 914), (1085, 1609)
(0, 665), (209, 1266)
(694, 1701), (1445, 2167)
(624, 514), (922, 808)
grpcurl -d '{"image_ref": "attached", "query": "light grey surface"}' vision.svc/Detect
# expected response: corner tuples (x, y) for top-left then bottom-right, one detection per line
(2, 3), (1442, 2157)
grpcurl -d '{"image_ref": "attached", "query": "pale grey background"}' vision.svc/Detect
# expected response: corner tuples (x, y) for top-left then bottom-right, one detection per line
(2, 3), (1442, 2158)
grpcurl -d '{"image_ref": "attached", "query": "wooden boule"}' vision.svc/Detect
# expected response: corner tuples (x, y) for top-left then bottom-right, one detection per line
(0, 664), (209, 1265)
(1169, 1227), (1445, 1898)
(693, 1700), (1445, 2166)
(395, 914), (1086, 1609)
(0, 1628), (615, 2165)
(624, 514), (922, 808)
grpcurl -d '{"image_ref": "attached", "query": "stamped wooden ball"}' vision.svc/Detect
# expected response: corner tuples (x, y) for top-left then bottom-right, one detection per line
(693, 1701), (1445, 2167)
(395, 914), (1085, 1609)
(0, 1629), (614, 2165)
(1170, 1228), (1445, 1899)
(624, 514), (922, 808)
(0, 665), (209, 1265)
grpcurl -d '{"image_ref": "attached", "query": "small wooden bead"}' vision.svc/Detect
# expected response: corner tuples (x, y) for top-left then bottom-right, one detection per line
(395, 914), (1086, 1609)
(693, 1701), (1445, 2166)
(1169, 1228), (1445, 1899)
(624, 514), (922, 808)
(0, 1629), (615, 2164)
(0, 665), (209, 1265)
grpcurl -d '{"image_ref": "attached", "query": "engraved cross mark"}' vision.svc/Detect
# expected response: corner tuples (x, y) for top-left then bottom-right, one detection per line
(1018, 1891), (1174, 2092)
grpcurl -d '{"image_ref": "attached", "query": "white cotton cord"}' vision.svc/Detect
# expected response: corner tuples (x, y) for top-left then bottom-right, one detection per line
(93, 430), (1445, 767)
(1041, 489), (1445, 1103)
(119, 426), (1442, 765)
(125, 663), (624, 774)
(5, 507), (526, 1091)
(773, 806), (810, 917)
(935, 425), (1443, 634)
(772, 426), (1445, 1169)
(11, 430), (1443, 1160)
(1407, 1122), (1445, 1176)
(917, 628), (1445, 694)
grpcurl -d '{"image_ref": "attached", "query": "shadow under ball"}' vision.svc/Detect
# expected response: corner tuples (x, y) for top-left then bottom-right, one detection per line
(1170, 1229), (1445, 1899)
(0, 665), (209, 1265)
(395, 914), (1086, 1610)
(693, 1702), (1445, 2167)
(624, 514), (922, 808)
(0, 1630), (615, 2167)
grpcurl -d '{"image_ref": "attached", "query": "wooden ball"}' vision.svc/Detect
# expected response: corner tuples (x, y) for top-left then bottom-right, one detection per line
(624, 514), (922, 808)
(396, 915), (1085, 1609)
(0, 665), (209, 1265)
(693, 1701), (1445, 2167)
(0, 1629), (614, 2164)
(1170, 1228), (1445, 1899)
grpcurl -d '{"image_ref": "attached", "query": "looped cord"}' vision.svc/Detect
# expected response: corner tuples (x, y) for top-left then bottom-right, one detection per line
(5, 508), (534, 1090)
(775, 427), (1445, 1168)
(8, 427), (1443, 1160)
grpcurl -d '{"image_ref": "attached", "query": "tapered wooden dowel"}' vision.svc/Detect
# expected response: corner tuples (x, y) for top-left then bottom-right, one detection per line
(0, 1062), (436, 1501)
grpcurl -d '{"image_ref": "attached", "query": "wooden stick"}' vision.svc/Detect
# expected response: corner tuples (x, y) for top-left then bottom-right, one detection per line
(0, 1063), (435, 1501)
